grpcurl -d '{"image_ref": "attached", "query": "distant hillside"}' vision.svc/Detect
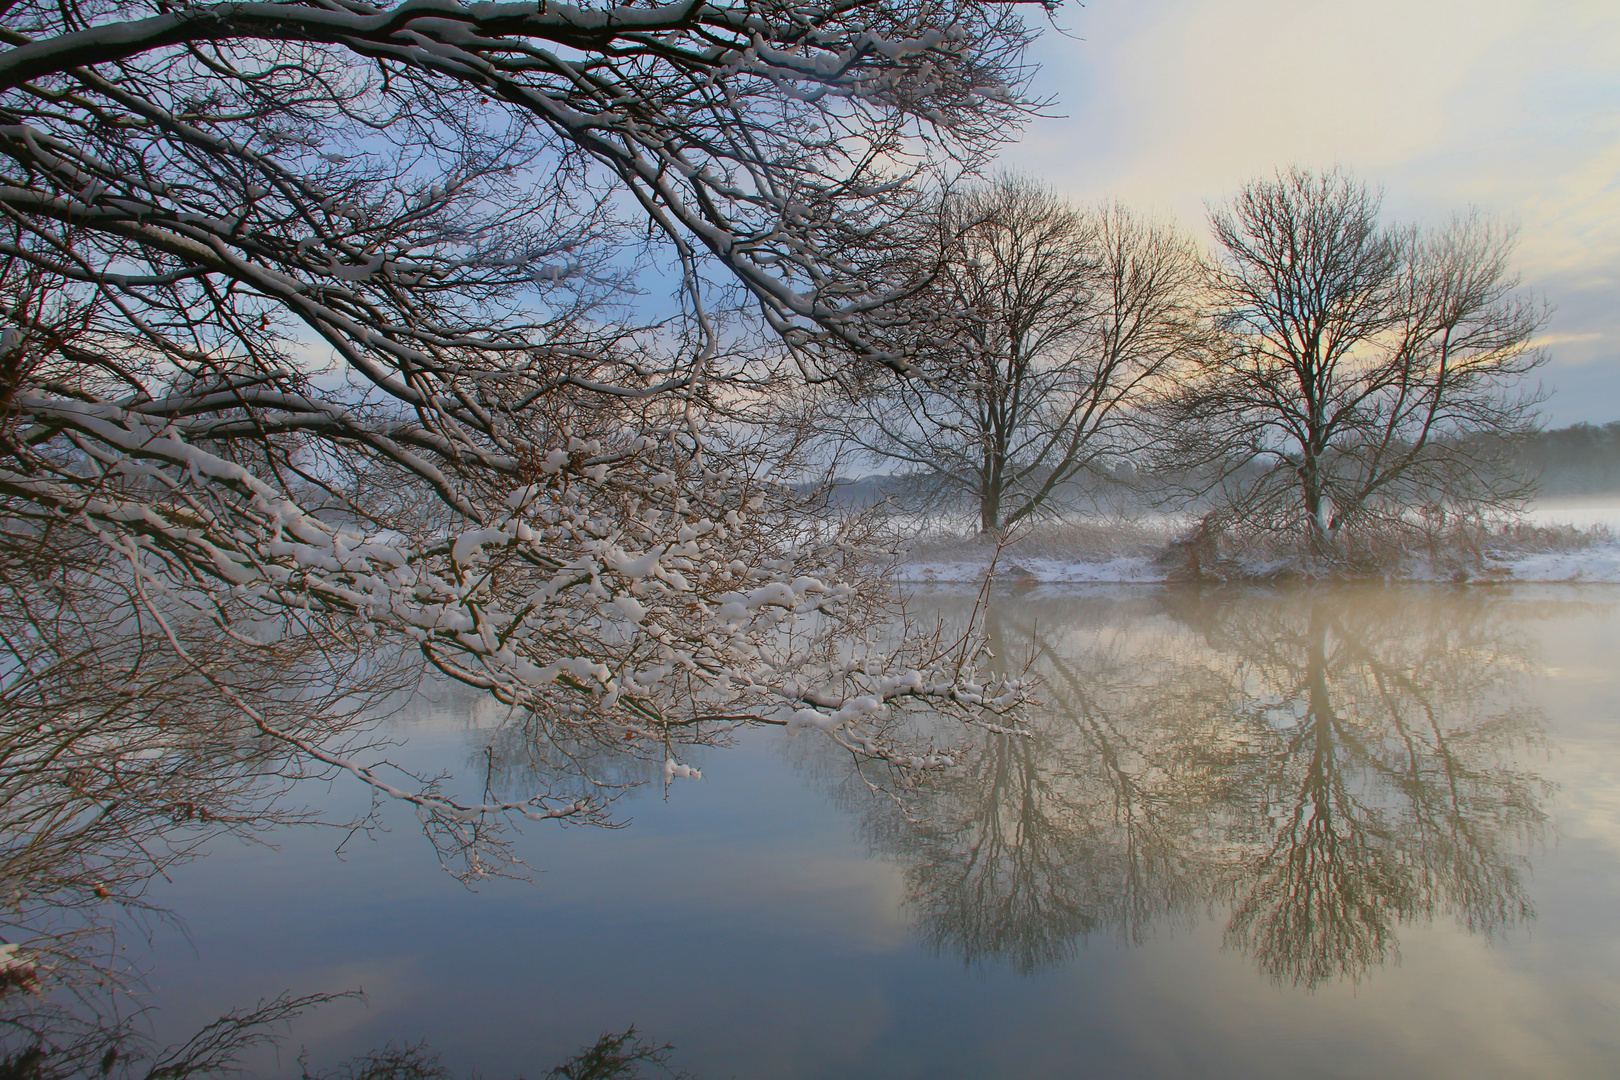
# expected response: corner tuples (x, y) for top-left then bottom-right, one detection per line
(825, 474), (909, 507)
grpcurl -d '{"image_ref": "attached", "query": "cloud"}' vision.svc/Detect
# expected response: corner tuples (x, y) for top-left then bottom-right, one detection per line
(1532, 334), (1605, 350)
(1004, 0), (1620, 420)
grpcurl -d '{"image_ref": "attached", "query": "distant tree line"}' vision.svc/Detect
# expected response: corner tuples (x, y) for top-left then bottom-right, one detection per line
(1516, 423), (1620, 495)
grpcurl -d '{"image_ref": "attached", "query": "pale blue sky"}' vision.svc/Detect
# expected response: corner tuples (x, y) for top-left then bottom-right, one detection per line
(1001, 0), (1620, 425)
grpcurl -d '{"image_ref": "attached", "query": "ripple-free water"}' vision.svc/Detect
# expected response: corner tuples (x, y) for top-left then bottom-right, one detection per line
(136, 583), (1620, 1079)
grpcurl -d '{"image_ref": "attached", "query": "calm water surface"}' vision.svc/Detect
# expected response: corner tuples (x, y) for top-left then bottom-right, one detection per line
(136, 584), (1620, 1079)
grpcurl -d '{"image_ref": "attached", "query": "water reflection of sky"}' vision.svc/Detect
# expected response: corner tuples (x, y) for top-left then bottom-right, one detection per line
(136, 585), (1620, 1080)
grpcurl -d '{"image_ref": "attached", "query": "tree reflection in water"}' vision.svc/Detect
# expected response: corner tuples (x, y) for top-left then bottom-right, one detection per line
(0, 605), (682, 1078)
(0, 535), (422, 1073)
(839, 586), (1551, 986)
(0, 642), (410, 1075)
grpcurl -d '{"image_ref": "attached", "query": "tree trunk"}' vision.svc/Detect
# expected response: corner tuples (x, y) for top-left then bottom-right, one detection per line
(980, 493), (1003, 534)
(981, 445), (1005, 533)
(1300, 457), (1336, 561)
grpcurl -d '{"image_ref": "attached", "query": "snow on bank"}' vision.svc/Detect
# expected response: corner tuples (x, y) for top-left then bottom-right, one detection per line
(1486, 540), (1620, 583)
(893, 502), (1620, 585)
(896, 541), (1620, 585)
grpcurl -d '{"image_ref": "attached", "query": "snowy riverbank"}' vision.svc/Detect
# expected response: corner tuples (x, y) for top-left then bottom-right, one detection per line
(897, 546), (1620, 584)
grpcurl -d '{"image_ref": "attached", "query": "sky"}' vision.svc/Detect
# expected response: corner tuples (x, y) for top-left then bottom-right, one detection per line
(999, 0), (1620, 426)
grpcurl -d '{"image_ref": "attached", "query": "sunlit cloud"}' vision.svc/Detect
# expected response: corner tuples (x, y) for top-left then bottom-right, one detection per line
(1531, 332), (1605, 352)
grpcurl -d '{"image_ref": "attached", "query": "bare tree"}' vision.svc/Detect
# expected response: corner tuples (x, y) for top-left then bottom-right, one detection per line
(831, 177), (1205, 533)
(1160, 166), (1548, 563)
(0, 0), (1052, 867)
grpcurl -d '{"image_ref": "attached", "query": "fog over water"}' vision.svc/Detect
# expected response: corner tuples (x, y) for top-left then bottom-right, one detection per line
(92, 584), (1620, 1078)
(1526, 497), (1620, 532)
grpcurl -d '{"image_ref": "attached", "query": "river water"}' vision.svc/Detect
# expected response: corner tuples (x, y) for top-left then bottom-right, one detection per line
(129, 584), (1620, 1079)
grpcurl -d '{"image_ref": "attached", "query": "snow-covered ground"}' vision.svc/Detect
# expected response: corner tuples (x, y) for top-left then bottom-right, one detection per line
(1485, 543), (1620, 583)
(1484, 499), (1620, 582)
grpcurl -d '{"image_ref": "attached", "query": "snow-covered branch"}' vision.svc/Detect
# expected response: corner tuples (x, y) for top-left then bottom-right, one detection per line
(0, 0), (1045, 881)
